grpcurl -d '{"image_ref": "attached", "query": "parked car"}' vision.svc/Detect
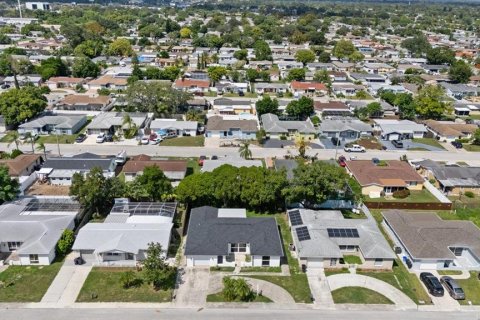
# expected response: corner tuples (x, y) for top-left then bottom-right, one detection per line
(164, 132), (178, 139)
(372, 157), (380, 165)
(75, 134), (86, 143)
(420, 272), (444, 297)
(344, 144), (366, 153)
(440, 276), (465, 300)
(337, 156), (347, 167)
(331, 136), (340, 146)
(238, 90), (245, 96)
(211, 155), (218, 160)
(96, 133), (106, 143)
(74, 257), (84, 265)
(451, 141), (463, 149)
(1, 84), (10, 89)
(140, 136), (150, 145)
(149, 136), (162, 145)
(198, 155), (207, 166)
(105, 133), (113, 142)
(392, 140), (404, 148)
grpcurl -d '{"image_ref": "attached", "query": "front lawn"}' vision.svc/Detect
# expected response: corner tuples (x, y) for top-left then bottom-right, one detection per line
(331, 286), (393, 304)
(37, 134), (79, 144)
(463, 144), (480, 152)
(437, 270), (463, 275)
(456, 272), (480, 305)
(159, 136), (205, 147)
(240, 267), (282, 273)
(76, 267), (173, 302)
(366, 189), (439, 203)
(0, 261), (63, 302)
(210, 266), (235, 272)
(412, 138), (445, 149)
(343, 255), (362, 264)
(437, 208), (480, 228)
(354, 137), (383, 150)
(324, 268), (349, 276)
(206, 292), (272, 302)
(223, 92), (258, 98)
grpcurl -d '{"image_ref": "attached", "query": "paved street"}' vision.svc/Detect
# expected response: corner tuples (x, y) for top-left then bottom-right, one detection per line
(2, 142), (480, 166)
(0, 307), (479, 320)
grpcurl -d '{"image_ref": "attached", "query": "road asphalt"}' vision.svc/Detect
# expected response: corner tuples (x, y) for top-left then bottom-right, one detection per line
(1, 307), (479, 320)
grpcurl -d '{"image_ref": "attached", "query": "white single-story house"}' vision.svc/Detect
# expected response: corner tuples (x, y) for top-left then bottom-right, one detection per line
(0, 197), (79, 265)
(185, 207), (283, 267)
(373, 119), (427, 141)
(18, 114), (87, 135)
(383, 210), (480, 271)
(288, 209), (395, 270)
(150, 119), (198, 137)
(72, 199), (176, 266)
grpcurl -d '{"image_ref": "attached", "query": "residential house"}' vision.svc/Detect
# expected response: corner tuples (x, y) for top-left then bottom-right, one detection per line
(424, 120), (478, 142)
(212, 98), (255, 115)
(46, 77), (86, 90)
(319, 119), (373, 141)
(3, 74), (42, 87)
(273, 159), (298, 181)
(332, 61), (355, 72)
(290, 81), (328, 97)
(150, 119), (198, 137)
(441, 83), (480, 100)
(0, 154), (42, 177)
(0, 197), (79, 265)
(201, 159), (263, 173)
(349, 73), (387, 84)
(288, 209), (395, 269)
(383, 210), (480, 270)
(314, 101), (353, 118)
(205, 116), (257, 139)
(261, 113), (316, 140)
(306, 62), (334, 72)
(55, 95), (111, 111)
(373, 119), (427, 140)
(421, 64), (449, 75)
(87, 75), (128, 91)
(86, 112), (148, 135)
(254, 83), (289, 95)
(363, 63), (395, 74)
(41, 152), (117, 185)
(122, 155), (187, 186)
(73, 199), (176, 266)
(345, 160), (424, 197)
(185, 206), (283, 267)
(18, 114), (87, 135)
(173, 79), (210, 93)
(332, 83), (364, 96)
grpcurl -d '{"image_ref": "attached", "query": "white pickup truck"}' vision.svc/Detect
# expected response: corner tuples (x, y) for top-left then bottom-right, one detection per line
(344, 144), (366, 153)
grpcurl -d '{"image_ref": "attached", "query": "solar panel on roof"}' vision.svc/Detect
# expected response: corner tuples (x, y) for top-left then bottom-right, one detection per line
(296, 226), (311, 241)
(288, 210), (303, 226)
(327, 228), (359, 238)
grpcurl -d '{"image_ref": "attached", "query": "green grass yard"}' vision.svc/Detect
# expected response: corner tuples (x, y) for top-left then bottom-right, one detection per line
(331, 286), (393, 304)
(76, 268), (173, 302)
(324, 268), (350, 276)
(342, 255), (362, 265)
(240, 267), (282, 273)
(456, 272), (480, 305)
(366, 189), (439, 203)
(412, 138), (445, 149)
(437, 270), (463, 275)
(463, 144), (480, 152)
(0, 261), (63, 302)
(159, 136), (205, 147)
(206, 292), (272, 302)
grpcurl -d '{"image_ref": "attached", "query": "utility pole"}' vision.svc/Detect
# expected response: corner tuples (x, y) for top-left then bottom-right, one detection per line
(17, 0), (22, 18)
(55, 126), (61, 156)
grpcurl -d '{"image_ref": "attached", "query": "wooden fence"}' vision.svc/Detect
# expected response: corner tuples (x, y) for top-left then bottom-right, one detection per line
(364, 201), (452, 210)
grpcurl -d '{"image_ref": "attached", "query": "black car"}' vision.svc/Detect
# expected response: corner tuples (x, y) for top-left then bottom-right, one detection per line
(420, 272), (444, 297)
(331, 136), (340, 146)
(392, 140), (404, 148)
(75, 134), (86, 143)
(211, 155), (218, 160)
(74, 257), (84, 265)
(451, 141), (463, 149)
(105, 134), (114, 142)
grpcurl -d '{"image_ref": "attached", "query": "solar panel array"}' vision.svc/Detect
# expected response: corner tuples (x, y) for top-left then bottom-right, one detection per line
(288, 210), (303, 226)
(327, 228), (359, 238)
(296, 226), (311, 241)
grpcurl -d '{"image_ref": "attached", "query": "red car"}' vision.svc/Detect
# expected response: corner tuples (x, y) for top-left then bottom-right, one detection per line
(337, 156), (347, 167)
(198, 155), (207, 166)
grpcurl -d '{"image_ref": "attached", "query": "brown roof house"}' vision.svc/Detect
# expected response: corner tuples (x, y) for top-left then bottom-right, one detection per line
(345, 160), (424, 197)
(205, 116), (258, 140)
(56, 95), (111, 111)
(383, 210), (480, 270)
(0, 154), (42, 177)
(122, 155), (187, 186)
(314, 101), (352, 118)
(424, 120), (478, 142)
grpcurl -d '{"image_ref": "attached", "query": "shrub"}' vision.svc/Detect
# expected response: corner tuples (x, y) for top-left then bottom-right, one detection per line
(56, 229), (75, 256)
(280, 135), (287, 140)
(120, 271), (136, 289)
(10, 149), (23, 159)
(464, 191), (475, 198)
(310, 115), (320, 125)
(429, 178), (437, 184)
(392, 189), (410, 199)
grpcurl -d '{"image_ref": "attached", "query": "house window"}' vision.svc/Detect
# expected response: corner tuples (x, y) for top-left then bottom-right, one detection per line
(29, 254), (39, 264)
(106, 252), (120, 256)
(330, 258), (337, 266)
(262, 256), (270, 266)
(126, 253), (134, 260)
(230, 243), (247, 253)
(374, 259), (383, 267)
(408, 181), (417, 186)
(7, 242), (22, 251)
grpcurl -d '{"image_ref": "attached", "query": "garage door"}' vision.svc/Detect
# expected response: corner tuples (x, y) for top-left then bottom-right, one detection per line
(192, 257), (210, 266)
(307, 258), (324, 268)
(419, 263), (437, 270)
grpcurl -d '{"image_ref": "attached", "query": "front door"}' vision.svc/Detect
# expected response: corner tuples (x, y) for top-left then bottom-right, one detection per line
(217, 255), (223, 264)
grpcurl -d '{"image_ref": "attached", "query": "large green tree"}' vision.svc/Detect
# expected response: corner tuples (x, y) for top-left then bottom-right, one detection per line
(126, 165), (173, 202)
(0, 165), (19, 204)
(74, 40), (104, 58)
(332, 39), (356, 59)
(285, 96), (314, 119)
(449, 60), (473, 84)
(255, 95), (279, 116)
(426, 47), (455, 65)
(0, 87), (47, 126)
(36, 57), (69, 80)
(283, 161), (349, 208)
(72, 57), (100, 78)
(108, 38), (133, 57)
(414, 85), (452, 119)
(286, 68), (306, 81)
(207, 66), (228, 85)
(295, 49), (316, 66)
(143, 242), (176, 290)
(253, 40), (272, 61)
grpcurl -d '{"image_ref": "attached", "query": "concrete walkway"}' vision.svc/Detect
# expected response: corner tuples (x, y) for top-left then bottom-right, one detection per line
(241, 277), (295, 304)
(327, 274), (416, 310)
(306, 268), (334, 309)
(41, 265), (92, 305)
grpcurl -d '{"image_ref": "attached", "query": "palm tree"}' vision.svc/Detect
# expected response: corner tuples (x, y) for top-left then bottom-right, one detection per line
(23, 132), (35, 153)
(36, 141), (47, 159)
(122, 114), (136, 139)
(238, 141), (252, 160)
(4, 131), (20, 150)
(296, 137), (307, 159)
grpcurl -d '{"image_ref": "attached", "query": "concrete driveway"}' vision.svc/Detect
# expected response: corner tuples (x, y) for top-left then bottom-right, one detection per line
(327, 274), (416, 310)
(173, 267), (210, 307)
(380, 140), (444, 151)
(413, 271), (460, 310)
